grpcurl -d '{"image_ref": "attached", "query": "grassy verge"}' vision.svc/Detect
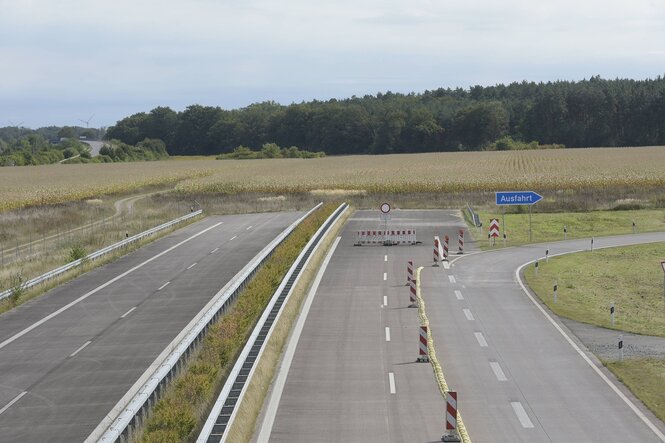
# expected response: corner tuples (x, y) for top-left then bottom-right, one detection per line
(224, 205), (351, 442)
(523, 242), (665, 336)
(136, 202), (339, 443)
(605, 358), (665, 423)
(469, 208), (665, 248)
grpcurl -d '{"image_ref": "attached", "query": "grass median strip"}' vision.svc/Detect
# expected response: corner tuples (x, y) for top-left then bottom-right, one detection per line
(605, 358), (665, 423)
(468, 209), (665, 248)
(136, 202), (338, 443)
(224, 206), (351, 442)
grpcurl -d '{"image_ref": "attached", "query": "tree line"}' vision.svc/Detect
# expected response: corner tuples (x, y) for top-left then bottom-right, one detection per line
(79, 76), (665, 155)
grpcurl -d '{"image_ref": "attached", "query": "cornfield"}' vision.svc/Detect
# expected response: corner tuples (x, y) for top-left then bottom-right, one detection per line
(2, 147), (665, 211)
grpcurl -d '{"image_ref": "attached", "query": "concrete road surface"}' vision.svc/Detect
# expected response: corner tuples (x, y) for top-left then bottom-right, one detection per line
(258, 210), (665, 443)
(0, 211), (303, 442)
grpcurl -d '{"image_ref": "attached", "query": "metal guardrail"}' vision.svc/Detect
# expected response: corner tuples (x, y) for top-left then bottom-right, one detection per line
(466, 204), (482, 227)
(86, 203), (324, 443)
(0, 210), (203, 302)
(197, 203), (348, 443)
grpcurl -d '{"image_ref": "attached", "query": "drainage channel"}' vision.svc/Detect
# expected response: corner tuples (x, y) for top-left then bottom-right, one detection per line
(203, 203), (347, 443)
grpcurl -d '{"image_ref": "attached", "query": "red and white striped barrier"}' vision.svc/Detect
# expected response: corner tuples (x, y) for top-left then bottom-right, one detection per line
(417, 325), (429, 362)
(443, 235), (449, 260)
(354, 229), (417, 245)
(407, 260), (414, 285)
(446, 391), (457, 430)
(433, 236), (441, 266)
(442, 391), (461, 441)
(457, 230), (464, 254)
(408, 278), (418, 308)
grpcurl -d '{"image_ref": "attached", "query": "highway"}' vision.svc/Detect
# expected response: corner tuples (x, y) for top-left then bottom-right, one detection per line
(0, 211), (303, 442)
(258, 210), (665, 442)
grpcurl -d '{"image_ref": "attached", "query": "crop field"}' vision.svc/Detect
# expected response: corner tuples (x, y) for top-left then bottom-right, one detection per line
(2, 147), (665, 212)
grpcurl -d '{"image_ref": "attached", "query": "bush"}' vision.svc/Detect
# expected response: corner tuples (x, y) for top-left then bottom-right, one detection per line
(68, 244), (87, 263)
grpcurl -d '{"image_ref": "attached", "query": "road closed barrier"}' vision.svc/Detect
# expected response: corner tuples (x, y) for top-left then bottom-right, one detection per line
(354, 229), (417, 246)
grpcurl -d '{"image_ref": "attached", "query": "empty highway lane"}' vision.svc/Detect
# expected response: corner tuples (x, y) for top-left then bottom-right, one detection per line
(0, 211), (303, 442)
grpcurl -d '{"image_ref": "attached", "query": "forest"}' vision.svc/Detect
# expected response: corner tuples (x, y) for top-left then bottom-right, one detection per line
(104, 76), (665, 156)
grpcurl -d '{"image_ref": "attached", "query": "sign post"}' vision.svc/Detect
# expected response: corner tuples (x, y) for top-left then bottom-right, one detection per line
(495, 191), (542, 243)
(380, 203), (391, 245)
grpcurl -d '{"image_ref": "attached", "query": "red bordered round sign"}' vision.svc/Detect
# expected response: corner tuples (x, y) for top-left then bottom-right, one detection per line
(380, 203), (391, 214)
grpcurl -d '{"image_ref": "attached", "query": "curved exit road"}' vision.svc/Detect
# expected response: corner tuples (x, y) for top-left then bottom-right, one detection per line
(259, 210), (665, 442)
(426, 230), (665, 442)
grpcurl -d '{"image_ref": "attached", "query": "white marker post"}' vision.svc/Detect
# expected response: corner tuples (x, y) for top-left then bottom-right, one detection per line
(611, 303), (615, 327)
(618, 335), (624, 362)
(564, 225), (567, 240)
(632, 220), (636, 234)
(661, 261), (665, 311)
(591, 237), (594, 252)
(553, 281), (558, 304)
(534, 259), (539, 276)
(546, 248), (549, 264)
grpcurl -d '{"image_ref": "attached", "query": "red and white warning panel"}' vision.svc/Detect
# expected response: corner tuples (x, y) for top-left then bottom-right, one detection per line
(442, 235), (449, 260)
(457, 230), (464, 254)
(354, 229), (417, 245)
(489, 219), (500, 238)
(407, 260), (414, 284)
(417, 325), (429, 362)
(442, 391), (461, 442)
(433, 236), (441, 266)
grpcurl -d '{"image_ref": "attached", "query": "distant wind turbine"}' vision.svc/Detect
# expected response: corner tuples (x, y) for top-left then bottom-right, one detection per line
(79, 114), (95, 128)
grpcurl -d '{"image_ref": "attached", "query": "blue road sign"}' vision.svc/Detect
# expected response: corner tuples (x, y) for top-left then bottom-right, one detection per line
(495, 191), (543, 206)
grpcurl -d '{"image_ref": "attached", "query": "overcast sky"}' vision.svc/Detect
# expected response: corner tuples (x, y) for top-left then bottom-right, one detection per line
(1, 0), (664, 128)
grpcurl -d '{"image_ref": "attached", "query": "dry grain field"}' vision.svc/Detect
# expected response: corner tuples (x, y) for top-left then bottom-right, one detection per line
(2, 147), (665, 211)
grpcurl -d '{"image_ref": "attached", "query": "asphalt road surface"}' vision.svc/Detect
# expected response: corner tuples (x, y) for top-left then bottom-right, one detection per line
(0, 211), (303, 442)
(258, 210), (665, 443)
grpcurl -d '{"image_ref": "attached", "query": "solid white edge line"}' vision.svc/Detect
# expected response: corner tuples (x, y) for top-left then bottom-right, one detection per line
(70, 340), (92, 357)
(120, 307), (137, 318)
(187, 262), (197, 270)
(0, 391), (27, 415)
(516, 259), (665, 441)
(511, 402), (534, 428)
(449, 275), (456, 283)
(158, 281), (170, 291)
(474, 332), (488, 347)
(255, 236), (342, 443)
(385, 327), (391, 342)
(490, 361), (508, 381)
(383, 272), (387, 281)
(463, 308), (474, 321)
(0, 222), (223, 351)
(388, 372), (396, 394)
(455, 290), (464, 300)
